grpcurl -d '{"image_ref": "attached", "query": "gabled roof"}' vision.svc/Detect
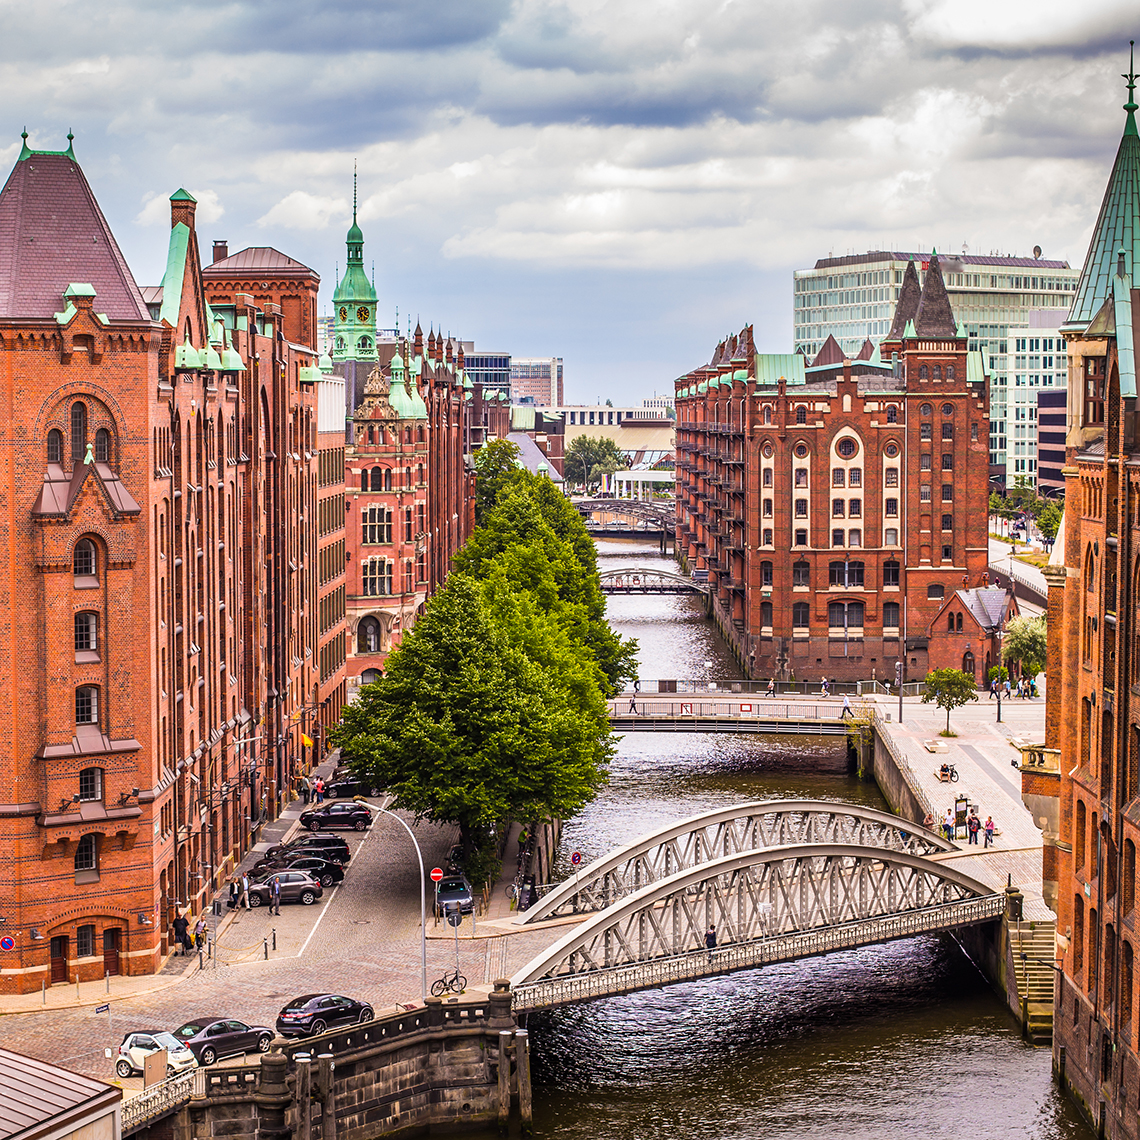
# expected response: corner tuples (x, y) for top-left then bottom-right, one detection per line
(885, 260), (921, 340)
(811, 334), (845, 367)
(855, 337), (876, 360)
(0, 1046), (120, 1140)
(952, 586), (1012, 631)
(206, 246), (317, 274)
(913, 251), (958, 338)
(0, 146), (149, 321)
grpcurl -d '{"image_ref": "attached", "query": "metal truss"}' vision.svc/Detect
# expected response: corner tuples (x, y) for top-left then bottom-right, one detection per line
(599, 567), (706, 593)
(576, 499), (676, 528)
(518, 800), (951, 925)
(511, 844), (1003, 1011)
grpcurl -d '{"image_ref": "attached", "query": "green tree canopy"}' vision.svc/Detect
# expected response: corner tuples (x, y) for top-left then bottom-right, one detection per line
(921, 668), (979, 734)
(333, 576), (612, 861)
(1002, 614), (1047, 679)
(565, 435), (626, 488)
(1036, 501), (1062, 543)
(472, 437), (525, 524)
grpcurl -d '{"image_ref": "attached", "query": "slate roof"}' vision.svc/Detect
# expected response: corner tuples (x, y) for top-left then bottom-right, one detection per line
(206, 246), (317, 274)
(913, 252), (959, 338)
(810, 334), (845, 367)
(955, 586), (1011, 631)
(506, 432), (564, 482)
(0, 1047), (120, 1140)
(886, 260), (921, 340)
(855, 337), (876, 360)
(0, 150), (149, 321)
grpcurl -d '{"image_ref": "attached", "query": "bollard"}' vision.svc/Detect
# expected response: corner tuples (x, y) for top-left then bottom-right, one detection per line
(105, 970), (109, 994)
(272, 928), (277, 951)
(515, 1029), (533, 1135)
(41, 978), (45, 1006)
(497, 1030), (512, 1128)
(198, 948), (204, 971)
(263, 937), (269, 960)
(76, 976), (80, 1002)
(296, 1053), (312, 1140)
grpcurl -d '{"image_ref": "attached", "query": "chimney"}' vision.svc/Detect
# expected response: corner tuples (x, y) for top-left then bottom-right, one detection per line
(169, 188), (197, 231)
(213, 240), (229, 263)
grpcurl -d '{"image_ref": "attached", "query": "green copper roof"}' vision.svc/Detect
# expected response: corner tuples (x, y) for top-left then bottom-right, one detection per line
(754, 353), (806, 386)
(17, 129), (75, 162)
(1115, 259), (1136, 397)
(1065, 53), (1140, 332)
(170, 188), (197, 203)
(159, 223), (191, 327)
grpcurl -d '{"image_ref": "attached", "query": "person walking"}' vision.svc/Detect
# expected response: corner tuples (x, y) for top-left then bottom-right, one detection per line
(228, 878), (239, 910)
(765, 678), (776, 699)
(967, 812), (981, 846)
(841, 693), (853, 719)
(300, 774), (311, 805)
(629, 695), (638, 714)
(984, 816), (996, 848)
(820, 677), (830, 697)
(240, 872), (250, 911)
(705, 924), (717, 962)
(314, 778), (325, 805)
(943, 807), (955, 841)
(172, 912), (190, 955)
(269, 875), (281, 916)
(989, 678), (998, 700)
(194, 916), (207, 951)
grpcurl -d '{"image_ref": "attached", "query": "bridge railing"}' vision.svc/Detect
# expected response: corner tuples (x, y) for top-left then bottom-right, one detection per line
(512, 894), (1005, 1011)
(618, 679), (897, 696)
(871, 710), (934, 818)
(609, 700), (857, 721)
(121, 1069), (200, 1134)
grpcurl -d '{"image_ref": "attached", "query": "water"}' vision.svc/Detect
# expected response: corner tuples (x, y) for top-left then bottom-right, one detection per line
(519, 537), (1090, 1140)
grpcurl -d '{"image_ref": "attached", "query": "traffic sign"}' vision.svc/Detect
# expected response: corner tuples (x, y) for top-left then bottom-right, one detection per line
(446, 911), (463, 928)
(430, 867), (444, 882)
(570, 852), (582, 866)
(0, 936), (13, 951)
(740, 703), (753, 713)
(95, 1003), (110, 1014)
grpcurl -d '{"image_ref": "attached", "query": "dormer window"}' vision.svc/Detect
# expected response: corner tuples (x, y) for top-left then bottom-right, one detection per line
(47, 429), (63, 464)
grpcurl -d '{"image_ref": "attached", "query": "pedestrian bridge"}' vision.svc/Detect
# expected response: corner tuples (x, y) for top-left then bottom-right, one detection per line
(576, 499), (675, 532)
(608, 698), (860, 734)
(599, 568), (706, 594)
(509, 801), (1002, 1011)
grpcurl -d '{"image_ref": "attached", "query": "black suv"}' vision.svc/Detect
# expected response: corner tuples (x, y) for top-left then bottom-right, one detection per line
(275, 993), (374, 1038)
(263, 834), (349, 863)
(300, 802), (372, 832)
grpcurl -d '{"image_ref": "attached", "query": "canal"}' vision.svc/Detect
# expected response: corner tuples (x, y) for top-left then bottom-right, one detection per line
(523, 537), (1091, 1139)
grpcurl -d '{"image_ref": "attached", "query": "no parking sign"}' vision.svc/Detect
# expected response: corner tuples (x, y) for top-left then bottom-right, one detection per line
(0, 936), (13, 951)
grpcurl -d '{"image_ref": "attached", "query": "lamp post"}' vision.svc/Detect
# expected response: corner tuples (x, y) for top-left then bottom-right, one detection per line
(355, 798), (427, 1001)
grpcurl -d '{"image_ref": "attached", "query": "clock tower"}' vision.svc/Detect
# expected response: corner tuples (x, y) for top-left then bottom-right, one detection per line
(331, 177), (378, 365)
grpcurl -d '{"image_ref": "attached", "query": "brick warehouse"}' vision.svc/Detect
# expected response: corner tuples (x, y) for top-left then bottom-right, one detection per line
(674, 253), (994, 684)
(1023, 63), (1140, 1138)
(0, 136), (345, 993)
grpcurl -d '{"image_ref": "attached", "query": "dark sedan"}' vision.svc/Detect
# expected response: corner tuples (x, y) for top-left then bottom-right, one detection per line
(434, 874), (474, 916)
(275, 993), (374, 1038)
(324, 776), (381, 799)
(271, 856), (344, 887)
(252, 845), (350, 876)
(300, 802), (372, 832)
(171, 1017), (275, 1066)
(247, 870), (323, 907)
(263, 834), (349, 863)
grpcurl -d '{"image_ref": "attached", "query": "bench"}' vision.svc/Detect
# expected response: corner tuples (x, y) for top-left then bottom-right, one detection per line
(923, 739), (949, 754)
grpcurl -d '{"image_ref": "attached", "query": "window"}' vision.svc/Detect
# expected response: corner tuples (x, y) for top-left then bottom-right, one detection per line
(793, 560), (810, 587)
(794, 443), (808, 458)
(829, 601), (864, 628)
(848, 469), (861, 487)
(920, 424), (932, 440)
(79, 767), (103, 802)
(919, 365), (929, 379)
(75, 686), (98, 725)
(763, 528), (773, 545)
(886, 406), (898, 423)
(761, 601), (773, 628)
(763, 498), (773, 517)
(942, 423), (953, 440)
(75, 834), (98, 873)
(362, 559), (392, 596)
(795, 406), (807, 424)
(794, 468), (808, 487)
(884, 527), (898, 545)
(921, 404), (932, 416)
(946, 366), (955, 380)
(362, 506), (391, 544)
(971, 424), (978, 441)
(763, 468), (773, 487)
(70, 402), (88, 463)
(829, 561), (864, 587)
(941, 403), (953, 416)
(942, 485), (953, 501)
(761, 561), (773, 587)
(47, 429), (63, 464)
(942, 544), (953, 560)
(794, 529), (807, 546)
(920, 454), (932, 471)
(832, 529), (845, 547)
(74, 612), (97, 653)
(848, 499), (861, 518)
(77, 924), (96, 958)
(369, 468), (383, 491)
(884, 559), (900, 587)
(927, 584), (944, 600)
(795, 499), (808, 517)
(833, 469), (845, 487)
(848, 529), (861, 547)
(357, 616), (381, 653)
(947, 613), (956, 631)
(94, 428), (110, 463)
(933, 366), (942, 380)
(885, 467), (898, 487)
(73, 539), (96, 580)
(942, 454), (953, 470)
(883, 602), (900, 628)
(793, 602), (810, 628)
(920, 485), (932, 501)
(942, 514), (953, 530)
(837, 438), (857, 458)
(885, 498), (898, 517)
(832, 499), (845, 517)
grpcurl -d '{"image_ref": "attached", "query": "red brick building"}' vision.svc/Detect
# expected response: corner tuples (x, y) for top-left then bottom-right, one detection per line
(0, 137), (343, 993)
(1023, 66), (1140, 1137)
(675, 254), (992, 683)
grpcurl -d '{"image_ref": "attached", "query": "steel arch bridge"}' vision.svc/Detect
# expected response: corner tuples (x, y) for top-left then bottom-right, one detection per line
(576, 499), (676, 531)
(599, 567), (706, 594)
(518, 800), (952, 925)
(510, 844), (1003, 1011)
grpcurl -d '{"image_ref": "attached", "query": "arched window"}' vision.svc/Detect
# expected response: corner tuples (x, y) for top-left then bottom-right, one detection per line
(94, 428), (111, 463)
(946, 366), (955, 380)
(886, 406), (897, 423)
(795, 405), (807, 425)
(883, 602), (900, 628)
(357, 617), (382, 653)
(417, 426), (425, 443)
(764, 407), (772, 424)
(47, 429), (63, 464)
(792, 602), (810, 628)
(74, 612), (98, 653)
(335, 336), (346, 351)
(357, 336), (372, 353)
(74, 834), (98, 873)
(79, 767), (103, 802)
(361, 668), (382, 685)
(370, 468), (383, 491)
(927, 584), (945, 600)
(962, 650), (975, 679)
(957, 613), (963, 632)
(792, 560), (809, 587)
(761, 601), (773, 627)
(70, 402), (88, 462)
(919, 365), (929, 379)
(947, 613), (955, 632)
(883, 560), (900, 586)
(417, 465), (424, 485)
(932, 365), (942, 380)
(73, 539), (97, 580)
(75, 686), (99, 725)
(385, 469), (393, 491)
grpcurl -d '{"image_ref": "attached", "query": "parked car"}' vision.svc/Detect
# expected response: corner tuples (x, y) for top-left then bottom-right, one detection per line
(115, 1030), (199, 1078)
(299, 802), (372, 832)
(171, 1017), (275, 1066)
(324, 776), (381, 799)
(247, 870), (324, 907)
(252, 844), (350, 876)
(275, 993), (374, 1038)
(262, 834), (350, 863)
(256, 855), (344, 887)
(434, 874), (474, 916)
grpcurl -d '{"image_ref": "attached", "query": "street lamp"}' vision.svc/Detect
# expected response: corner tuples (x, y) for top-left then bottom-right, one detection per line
(354, 798), (427, 1001)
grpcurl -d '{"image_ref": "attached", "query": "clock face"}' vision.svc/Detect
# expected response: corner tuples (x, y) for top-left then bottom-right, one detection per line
(338, 306), (348, 322)
(357, 306), (370, 323)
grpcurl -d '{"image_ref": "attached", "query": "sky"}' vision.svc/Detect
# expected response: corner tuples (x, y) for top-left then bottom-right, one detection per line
(1, 0), (1137, 404)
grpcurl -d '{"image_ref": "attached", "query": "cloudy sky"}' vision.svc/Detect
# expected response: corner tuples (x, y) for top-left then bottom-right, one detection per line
(1, 0), (1136, 402)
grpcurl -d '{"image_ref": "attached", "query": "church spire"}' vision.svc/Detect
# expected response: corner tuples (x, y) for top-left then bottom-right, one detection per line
(331, 164), (377, 362)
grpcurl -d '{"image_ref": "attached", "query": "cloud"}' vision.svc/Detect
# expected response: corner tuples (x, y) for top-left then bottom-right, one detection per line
(257, 191), (349, 230)
(135, 188), (223, 226)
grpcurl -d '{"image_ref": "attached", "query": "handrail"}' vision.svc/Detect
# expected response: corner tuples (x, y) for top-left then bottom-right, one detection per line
(872, 710), (933, 817)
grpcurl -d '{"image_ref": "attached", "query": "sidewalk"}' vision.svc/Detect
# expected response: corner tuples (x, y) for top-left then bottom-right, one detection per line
(0, 751), (344, 1016)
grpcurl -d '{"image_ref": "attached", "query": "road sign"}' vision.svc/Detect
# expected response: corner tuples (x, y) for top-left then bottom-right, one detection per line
(95, 1003), (110, 1014)
(740, 703), (752, 713)
(0, 936), (13, 951)
(570, 852), (582, 866)
(446, 911), (463, 928)
(680, 703), (693, 715)
(430, 867), (444, 882)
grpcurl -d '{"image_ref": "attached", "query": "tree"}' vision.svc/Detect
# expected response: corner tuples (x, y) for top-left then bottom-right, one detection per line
(333, 576), (612, 869)
(921, 668), (979, 735)
(1002, 614), (1047, 680)
(1036, 500), (1062, 543)
(472, 438), (524, 524)
(564, 435), (626, 488)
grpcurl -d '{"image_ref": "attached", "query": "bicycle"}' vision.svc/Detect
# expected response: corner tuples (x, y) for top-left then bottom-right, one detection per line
(430, 969), (467, 997)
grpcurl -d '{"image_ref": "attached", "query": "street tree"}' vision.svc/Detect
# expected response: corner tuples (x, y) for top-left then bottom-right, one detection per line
(1036, 501), (1062, 543)
(564, 435), (625, 488)
(1002, 614), (1048, 681)
(472, 437), (524, 524)
(921, 668), (979, 735)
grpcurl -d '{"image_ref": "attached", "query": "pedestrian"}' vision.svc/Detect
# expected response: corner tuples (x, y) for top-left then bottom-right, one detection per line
(301, 774), (311, 805)
(820, 676), (830, 697)
(923, 811), (935, 831)
(270, 875), (281, 916)
(228, 878), (239, 910)
(1004, 679), (1012, 700)
(314, 778), (325, 805)
(944, 807), (955, 841)
(967, 812), (981, 846)
(629, 695), (638, 713)
(194, 916), (207, 951)
(765, 678), (776, 698)
(989, 678), (998, 700)
(172, 912), (190, 955)
(841, 694), (853, 719)
(240, 872), (250, 911)
(984, 816), (995, 848)
(705, 924), (717, 962)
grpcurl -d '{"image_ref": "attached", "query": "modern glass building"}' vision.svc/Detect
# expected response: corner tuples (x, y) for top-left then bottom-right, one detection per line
(465, 352), (511, 398)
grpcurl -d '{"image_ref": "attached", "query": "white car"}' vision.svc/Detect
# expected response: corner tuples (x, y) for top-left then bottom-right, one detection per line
(116, 1031), (199, 1078)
